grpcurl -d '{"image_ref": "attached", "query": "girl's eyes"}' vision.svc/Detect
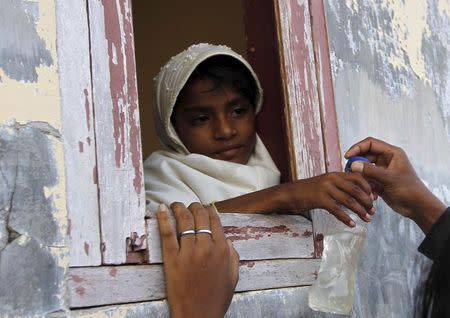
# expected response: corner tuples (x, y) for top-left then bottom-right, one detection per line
(231, 105), (248, 117)
(191, 114), (209, 125)
(189, 104), (251, 125)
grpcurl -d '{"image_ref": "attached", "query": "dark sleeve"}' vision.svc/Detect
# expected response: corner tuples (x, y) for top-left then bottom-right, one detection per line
(418, 207), (450, 260)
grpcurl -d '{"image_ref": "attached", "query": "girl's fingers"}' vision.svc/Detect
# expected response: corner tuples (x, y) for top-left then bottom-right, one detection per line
(171, 202), (195, 249)
(188, 203), (212, 247)
(208, 205), (227, 244)
(326, 203), (356, 227)
(337, 176), (373, 211)
(227, 239), (240, 287)
(346, 173), (372, 195)
(332, 191), (372, 222)
(156, 204), (179, 259)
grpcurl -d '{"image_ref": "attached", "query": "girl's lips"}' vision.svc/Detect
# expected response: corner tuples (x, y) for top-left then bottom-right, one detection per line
(215, 145), (242, 160)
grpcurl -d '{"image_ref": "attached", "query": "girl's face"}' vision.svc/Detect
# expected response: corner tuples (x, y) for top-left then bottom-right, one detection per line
(172, 78), (256, 164)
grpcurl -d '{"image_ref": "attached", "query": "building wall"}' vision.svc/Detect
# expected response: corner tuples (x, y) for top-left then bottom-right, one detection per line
(0, 0), (68, 316)
(324, 0), (450, 317)
(2, 0), (449, 317)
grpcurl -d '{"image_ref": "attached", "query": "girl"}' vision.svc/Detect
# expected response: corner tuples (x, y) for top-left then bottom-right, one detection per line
(144, 43), (374, 226)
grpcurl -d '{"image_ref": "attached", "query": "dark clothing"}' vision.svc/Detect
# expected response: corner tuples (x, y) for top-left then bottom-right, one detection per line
(418, 207), (450, 318)
(418, 207), (450, 260)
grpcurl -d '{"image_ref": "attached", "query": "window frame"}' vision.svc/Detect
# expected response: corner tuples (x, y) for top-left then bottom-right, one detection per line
(63, 0), (341, 309)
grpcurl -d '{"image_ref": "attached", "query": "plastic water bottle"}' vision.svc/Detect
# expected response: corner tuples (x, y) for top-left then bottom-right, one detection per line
(308, 156), (371, 314)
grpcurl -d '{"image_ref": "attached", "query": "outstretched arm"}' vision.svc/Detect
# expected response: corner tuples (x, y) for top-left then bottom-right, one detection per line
(215, 172), (375, 227)
(345, 137), (446, 233)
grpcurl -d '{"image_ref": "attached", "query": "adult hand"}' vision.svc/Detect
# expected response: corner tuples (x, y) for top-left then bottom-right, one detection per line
(345, 137), (446, 233)
(156, 202), (239, 318)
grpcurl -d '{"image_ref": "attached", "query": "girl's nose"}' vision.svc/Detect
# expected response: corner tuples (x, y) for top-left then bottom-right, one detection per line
(213, 116), (237, 140)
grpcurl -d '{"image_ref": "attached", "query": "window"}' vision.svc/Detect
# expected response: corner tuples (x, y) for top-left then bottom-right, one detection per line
(62, 0), (340, 310)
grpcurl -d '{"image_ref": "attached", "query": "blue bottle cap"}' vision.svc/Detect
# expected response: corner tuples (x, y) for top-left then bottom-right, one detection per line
(345, 156), (371, 172)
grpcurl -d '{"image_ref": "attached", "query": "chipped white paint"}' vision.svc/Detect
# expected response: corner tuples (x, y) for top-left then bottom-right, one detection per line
(0, 0), (61, 128)
(380, 0), (431, 85)
(147, 213), (315, 263)
(0, 1), (70, 315)
(345, 0), (359, 14)
(71, 287), (318, 318)
(325, 0), (450, 313)
(48, 134), (69, 242)
(56, 0), (101, 266)
(275, 0), (326, 179)
(87, 0), (145, 264)
(335, 69), (450, 201)
(68, 259), (320, 308)
(16, 234), (32, 247)
(438, 0), (450, 17)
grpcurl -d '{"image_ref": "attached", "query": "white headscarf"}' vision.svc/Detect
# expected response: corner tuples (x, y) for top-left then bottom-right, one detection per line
(144, 43), (280, 210)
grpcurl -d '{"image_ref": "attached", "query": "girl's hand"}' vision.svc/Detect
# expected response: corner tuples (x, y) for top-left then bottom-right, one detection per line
(157, 202), (239, 318)
(286, 172), (374, 227)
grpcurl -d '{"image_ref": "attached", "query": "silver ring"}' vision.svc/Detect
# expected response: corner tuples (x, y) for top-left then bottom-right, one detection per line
(195, 229), (212, 235)
(178, 229), (195, 237)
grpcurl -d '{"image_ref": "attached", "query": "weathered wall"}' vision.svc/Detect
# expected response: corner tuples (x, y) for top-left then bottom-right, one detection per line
(0, 0), (68, 316)
(324, 0), (450, 317)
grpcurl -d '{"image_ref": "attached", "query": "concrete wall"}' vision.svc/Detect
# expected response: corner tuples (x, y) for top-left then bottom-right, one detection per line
(324, 0), (450, 317)
(0, 0), (68, 316)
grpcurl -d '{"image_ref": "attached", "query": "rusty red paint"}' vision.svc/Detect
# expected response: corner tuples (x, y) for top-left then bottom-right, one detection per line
(223, 225), (299, 242)
(314, 233), (324, 258)
(71, 274), (85, 283)
(67, 218), (72, 236)
(100, 0), (143, 194)
(83, 89), (91, 131)
(78, 141), (84, 153)
(121, 0), (143, 194)
(84, 242), (90, 255)
(240, 260), (256, 268)
(126, 251), (147, 264)
(109, 268), (118, 277)
(75, 286), (86, 296)
(101, 0), (126, 168)
(302, 230), (313, 237)
(279, 0), (325, 177)
(309, 0), (342, 173)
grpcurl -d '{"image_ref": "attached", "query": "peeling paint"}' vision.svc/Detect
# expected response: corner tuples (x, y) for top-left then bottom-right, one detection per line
(223, 225), (300, 242)
(76, 286), (86, 296)
(0, 121), (68, 315)
(0, 0), (62, 129)
(109, 268), (118, 277)
(325, 1), (450, 316)
(0, 0), (52, 82)
(438, 0), (450, 16)
(71, 287), (323, 318)
(84, 242), (90, 255)
(83, 89), (91, 131)
(71, 274), (85, 284)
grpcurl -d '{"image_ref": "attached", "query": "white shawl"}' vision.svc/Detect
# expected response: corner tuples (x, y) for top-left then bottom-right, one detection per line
(144, 136), (280, 210)
(144, 43), (280, 210)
